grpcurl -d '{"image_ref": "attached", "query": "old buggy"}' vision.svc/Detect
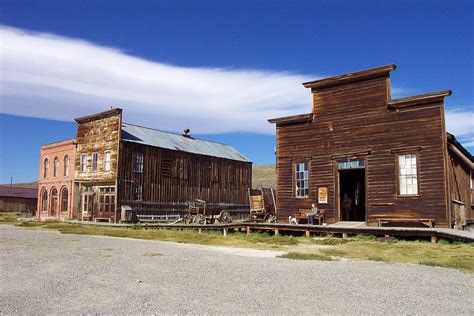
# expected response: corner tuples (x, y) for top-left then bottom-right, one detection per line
(183, 199), (232, 225)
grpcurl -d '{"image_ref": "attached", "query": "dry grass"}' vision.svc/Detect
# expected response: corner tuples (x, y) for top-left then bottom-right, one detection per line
(13, 220), (474, 274)
(252, 164), (276, 188)
(0, 212), (20, 224)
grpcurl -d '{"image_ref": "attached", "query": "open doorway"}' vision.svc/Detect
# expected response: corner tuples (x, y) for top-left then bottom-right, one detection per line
(339, 169), (366, 221)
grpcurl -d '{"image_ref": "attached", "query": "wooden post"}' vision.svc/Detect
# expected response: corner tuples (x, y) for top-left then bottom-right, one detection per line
(223, 228), (228, 236)
(342, 233), (348, 239)
(274, 229), (279, 236)
(305, 230), (310, 237)
(431, 235), (437, 243)
(246, 226), (251, 235)
(198, 228), (202, 234)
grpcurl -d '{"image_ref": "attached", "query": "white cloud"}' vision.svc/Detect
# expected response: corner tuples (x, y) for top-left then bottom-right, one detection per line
(0, 25), (314, 134)
(445, 109), (474, 150)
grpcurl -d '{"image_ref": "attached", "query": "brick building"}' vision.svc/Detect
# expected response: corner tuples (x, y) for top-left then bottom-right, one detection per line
(37, 139), (76, 219)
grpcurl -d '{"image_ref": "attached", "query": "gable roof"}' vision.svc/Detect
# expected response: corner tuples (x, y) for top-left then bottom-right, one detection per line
(121, 123), (251, 163)
(0, 186), (37, 199)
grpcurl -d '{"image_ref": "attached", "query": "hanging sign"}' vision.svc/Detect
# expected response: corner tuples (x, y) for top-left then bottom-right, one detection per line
(318, 187), (328, 204)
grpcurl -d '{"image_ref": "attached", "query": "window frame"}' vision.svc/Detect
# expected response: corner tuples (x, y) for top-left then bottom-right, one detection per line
(43, 158), (49, 178)
(91, 152), (98, 172)
(104, 151), (111, 171)
(80, 153), (87, 173)
(53, 157), (59, 177)
(132, 183), (143, 201)
(63, 155), (69, 177)
(133, 152), (144, 173)
(396, 153), (420, 197)
(293, 160), (309, 198)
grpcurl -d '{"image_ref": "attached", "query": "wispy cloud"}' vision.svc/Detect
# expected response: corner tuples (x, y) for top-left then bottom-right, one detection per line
(445, 109), (474, 149)
(0, 25), (314, 134)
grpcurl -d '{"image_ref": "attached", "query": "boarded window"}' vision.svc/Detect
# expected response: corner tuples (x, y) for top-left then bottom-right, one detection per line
(398, 154), (418, 195)
(133, 153), (144, 173)
(295, 162), (309, 197)
(92, 152), (98, 172)
(161, 159), (171, 177)
(80, 154), (87, 173)
(104, 151), (111, 171)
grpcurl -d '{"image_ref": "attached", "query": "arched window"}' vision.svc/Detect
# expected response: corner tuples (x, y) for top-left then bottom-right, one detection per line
(61, 188), (68, 213)
(63, 156), (69, 177)
(50, 188), (58, 217)
(53, 157), (59, 177)
(41, 188), (48, 212)
(43, 158), (49, 178)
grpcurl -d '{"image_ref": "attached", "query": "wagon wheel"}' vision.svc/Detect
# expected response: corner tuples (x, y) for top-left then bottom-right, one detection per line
(219, 210), (232, 223)
(184, 214), (194, 224)
(266, 214), (277, 223)
(193, 214), (206, 225)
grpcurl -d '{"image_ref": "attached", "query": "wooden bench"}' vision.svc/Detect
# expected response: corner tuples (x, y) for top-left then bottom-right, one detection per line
(377, 218), (435, 228)
(94, 217), (112, 223)
(292, 209), (325, 225)
(137, 214), (181, 223)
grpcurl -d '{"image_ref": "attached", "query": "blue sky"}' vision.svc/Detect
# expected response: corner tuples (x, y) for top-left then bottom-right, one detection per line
(0, 0), (472, 183)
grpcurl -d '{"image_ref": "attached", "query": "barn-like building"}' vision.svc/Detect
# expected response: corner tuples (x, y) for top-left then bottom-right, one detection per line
(269, 64), (473, 228)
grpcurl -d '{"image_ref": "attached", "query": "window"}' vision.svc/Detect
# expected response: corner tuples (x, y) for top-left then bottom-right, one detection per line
(161, 158), (171, 177)
(398, 154), (418, 195)
(43, 158), (49, 178)
(41, 187), (48, 212)
(98, 187), (115, 214)
(133, 183), (142, 201)
(63, 156), (69, 176)
(92, 152), (98, 172)
(104, 151), (111, 171)
(133, 153), (143, 173)
(295, 162), (309, 197)
(53, 157), (59, 177)
(471, 171), (473, 206)
(80, 154), (87, 173)
(61, 188), (68, 213)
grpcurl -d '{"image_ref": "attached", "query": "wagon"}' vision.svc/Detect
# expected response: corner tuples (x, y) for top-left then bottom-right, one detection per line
(183, 199), (232, 225)
(248, 187), (277, 223)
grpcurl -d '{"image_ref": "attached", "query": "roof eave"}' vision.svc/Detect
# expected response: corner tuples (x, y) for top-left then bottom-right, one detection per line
(268, 113), (313, 125)
(388, 90), (452, 109)
(302, 64), (396, 90)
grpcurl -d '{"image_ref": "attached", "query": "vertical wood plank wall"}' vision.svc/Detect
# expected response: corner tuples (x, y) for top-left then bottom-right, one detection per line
(276, 76), (450, 226)
(118, 141), (252, 211)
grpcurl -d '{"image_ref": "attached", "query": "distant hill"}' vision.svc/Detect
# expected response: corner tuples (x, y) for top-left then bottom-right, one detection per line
(1, 182), (38, 189)
(3, 166), (276, 190)
(252, 164), (276, 189)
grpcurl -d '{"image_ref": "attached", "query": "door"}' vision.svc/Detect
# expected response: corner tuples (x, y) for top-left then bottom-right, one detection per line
(337, 159), (366, 222)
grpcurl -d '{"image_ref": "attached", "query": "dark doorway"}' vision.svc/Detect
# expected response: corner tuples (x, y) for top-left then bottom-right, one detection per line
(339, 169), (366, 221)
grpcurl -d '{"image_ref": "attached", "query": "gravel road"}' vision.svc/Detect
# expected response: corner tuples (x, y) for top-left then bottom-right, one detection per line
(1, 225), (473, 314)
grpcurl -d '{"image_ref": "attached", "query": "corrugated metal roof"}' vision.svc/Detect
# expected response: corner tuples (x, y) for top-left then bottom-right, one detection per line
(0, 186), (37, 199)
(121, 123), (251, 163)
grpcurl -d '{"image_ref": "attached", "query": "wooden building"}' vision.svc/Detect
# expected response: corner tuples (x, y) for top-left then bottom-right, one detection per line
(73, 109), (252, 222)
(0, 186), (37, 214)
(37, 139), (76, 220)
(269, 64), (473, 228)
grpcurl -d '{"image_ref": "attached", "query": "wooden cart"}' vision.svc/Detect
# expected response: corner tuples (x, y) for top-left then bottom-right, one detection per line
(183, 199), (232, 225)
(248, 187), (277, 223)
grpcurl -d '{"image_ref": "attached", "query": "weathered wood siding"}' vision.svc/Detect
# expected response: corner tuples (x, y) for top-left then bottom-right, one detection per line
(276, 75), (450, 226)
(118, 141), (252, 211)
(0, 197), (37, 213)
(74, 110), (121, 183)
(447, 150), (473, 220)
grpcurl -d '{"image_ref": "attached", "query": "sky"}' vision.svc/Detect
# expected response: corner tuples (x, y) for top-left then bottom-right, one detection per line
(0, 0), (473, 183)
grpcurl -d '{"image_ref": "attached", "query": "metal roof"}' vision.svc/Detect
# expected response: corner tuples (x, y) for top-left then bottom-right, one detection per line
(0, 186), (37, 199)
(121, 123), (251, 163)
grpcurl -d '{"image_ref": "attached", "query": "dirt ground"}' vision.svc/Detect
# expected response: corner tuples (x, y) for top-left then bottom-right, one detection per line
(1, 225), (473, 314)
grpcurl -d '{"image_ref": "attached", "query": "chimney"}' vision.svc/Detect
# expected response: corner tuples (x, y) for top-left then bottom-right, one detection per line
(109, 105), (113, 110)
(182, 128), (191, 138)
